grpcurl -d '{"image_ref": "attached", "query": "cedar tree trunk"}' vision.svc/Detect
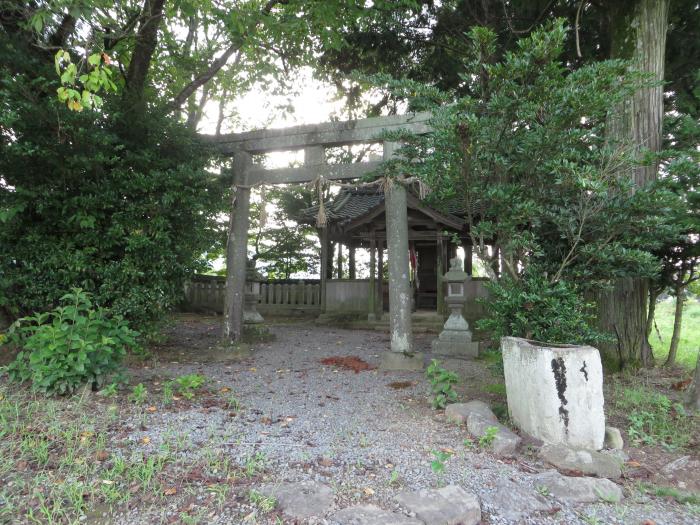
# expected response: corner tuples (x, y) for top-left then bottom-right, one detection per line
(597, 0), (669, 369)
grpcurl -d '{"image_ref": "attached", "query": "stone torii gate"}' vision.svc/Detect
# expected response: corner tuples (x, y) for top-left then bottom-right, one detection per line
(206, 112), (431, 370)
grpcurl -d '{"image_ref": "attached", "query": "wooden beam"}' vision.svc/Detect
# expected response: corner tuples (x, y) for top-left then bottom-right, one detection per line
(203, 112), (431, 155)
(249, 161), (383, 185)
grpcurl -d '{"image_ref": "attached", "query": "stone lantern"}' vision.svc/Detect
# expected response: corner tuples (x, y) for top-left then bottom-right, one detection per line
(431, 256), (479, 357)
(243, 260), (264, 324)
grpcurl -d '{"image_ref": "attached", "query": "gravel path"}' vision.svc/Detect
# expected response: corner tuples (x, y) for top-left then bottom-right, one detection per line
(117, 320), (698, 524)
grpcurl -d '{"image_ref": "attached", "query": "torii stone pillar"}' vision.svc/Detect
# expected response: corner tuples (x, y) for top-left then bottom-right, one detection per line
(380, 142), (422, 370)
(368, 236), (376, 321)
(223, 152), (252, 343)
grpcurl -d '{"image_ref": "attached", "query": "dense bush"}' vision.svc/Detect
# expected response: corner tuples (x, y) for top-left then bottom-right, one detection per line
(0, 36), (224, 332)
(477, 272), (607, 345)
(5, 289), (139, 395)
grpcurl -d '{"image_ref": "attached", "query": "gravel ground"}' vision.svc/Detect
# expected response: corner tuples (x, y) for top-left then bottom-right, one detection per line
(111, 319), (698, 524)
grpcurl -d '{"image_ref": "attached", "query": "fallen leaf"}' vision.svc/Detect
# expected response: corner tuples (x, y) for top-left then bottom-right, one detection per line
(219, 387), (231, 393)
(164, 487), (177, 496)
(146, 406), (157, 413)
(363, 487), (375, 495)
(101, 479), (114, 485)
(96, 450), (109, 461)
(141, 437), (151, 444)
(319, 457), (333, 467)
(626, 460), (642, 468)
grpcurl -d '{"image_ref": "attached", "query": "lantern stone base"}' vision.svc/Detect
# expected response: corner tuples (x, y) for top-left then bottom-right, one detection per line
(431, 311), (480, 358)
(243, 292), (264, 324)
(432, 333), (480, 358)
(380, 351), (424, 371)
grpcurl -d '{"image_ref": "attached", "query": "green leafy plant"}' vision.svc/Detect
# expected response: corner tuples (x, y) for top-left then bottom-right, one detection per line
(5, 289), (139, 395)
(478, 426), (500, 448)
(128, 384), (147, 405)
(162, 382), (174, 405)
(426, 359), (459, 409)
(430, 449), (452, 475)
(248, 489), (276, 513)
(100, 383), (118, 397)
(173, 374), (206, 400)
(477, 272), (608, 345)
(617, 386), (694, 449)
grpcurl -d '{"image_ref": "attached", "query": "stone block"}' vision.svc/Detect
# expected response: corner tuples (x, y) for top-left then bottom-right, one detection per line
(481, 478), (550, 521)
(604, 426), (624, 450)
(532, 470), (623, 503)
(380, 351), (424, 371)
(445, 401), (497, 425)
(501, 337), (605, 450)
(395, 485), (480, 525)
(466, 414), (521, 456)
(259, 480), (334, 519)
(539, 443), (622, 479)
(331, 505), (422, 525)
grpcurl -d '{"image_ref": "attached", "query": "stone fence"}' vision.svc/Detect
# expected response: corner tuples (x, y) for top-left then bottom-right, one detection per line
(183, 275), (491, 321)
(183, 275), (322, 317)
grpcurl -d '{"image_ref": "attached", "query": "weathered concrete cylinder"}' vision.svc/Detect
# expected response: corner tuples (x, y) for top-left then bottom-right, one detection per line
(501, 337), (605, 450)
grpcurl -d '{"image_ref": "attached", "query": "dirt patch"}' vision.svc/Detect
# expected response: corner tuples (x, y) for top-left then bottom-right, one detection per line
(388, 381), (414, 389)
(320, 356), (376, 373)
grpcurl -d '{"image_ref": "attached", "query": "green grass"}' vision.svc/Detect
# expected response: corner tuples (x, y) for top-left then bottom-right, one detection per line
(650, 298), (700, 369)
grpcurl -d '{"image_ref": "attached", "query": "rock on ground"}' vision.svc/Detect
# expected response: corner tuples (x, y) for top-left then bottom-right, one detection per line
(658, 455), (700, 492)
(445, 401), (497, 425)
(532, 470), (624, 503)
(395, 485), (481, 525)
(539, 443), (622, 479)
(604, 426), (624, 450)
(259, 480), (334, 519)
(481, 478), (552, 521)
(445, 401), (521, 456)
(330, 505), (423, 525)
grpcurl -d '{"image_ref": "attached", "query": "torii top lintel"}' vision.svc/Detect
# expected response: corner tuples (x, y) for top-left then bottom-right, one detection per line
(202, 112), (432, 186)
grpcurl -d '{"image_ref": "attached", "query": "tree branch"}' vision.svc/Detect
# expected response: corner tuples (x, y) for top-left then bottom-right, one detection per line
(168, 0), (287, 111)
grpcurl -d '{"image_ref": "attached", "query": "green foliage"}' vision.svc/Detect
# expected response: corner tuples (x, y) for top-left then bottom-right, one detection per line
(477, 272), (608, 345)
(5, 289), (138, 395)
(248, 186), (319, 279)
(426, 359), (459, 409)
(615, 386), (695, 450)
(54, 50), (117, 112)
(0, 68), (222, 330)
(430, 449), (452, 475)
(128, 383), (147, 405)
(173, 374), (207, 400)
(381, 20), (674, 295)
(651, 299), (700, 370)
(478, 426), (500, 448)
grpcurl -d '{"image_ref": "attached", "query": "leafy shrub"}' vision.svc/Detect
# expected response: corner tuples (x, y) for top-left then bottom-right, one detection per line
(426, 359), (459, 409)
(478, 272), (607, 345)
(5, 289), (139, 394)
(173, 374), (206, 400)
(616, 386), (695, 450)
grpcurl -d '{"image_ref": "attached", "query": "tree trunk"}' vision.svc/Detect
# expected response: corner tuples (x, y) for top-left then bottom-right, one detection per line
(646, 286), (660, 340)
(123, 0), (166, 118)
(597, 0), (669, 370)
(689, 351), (700, 411)
(665, 285), (684, 366)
